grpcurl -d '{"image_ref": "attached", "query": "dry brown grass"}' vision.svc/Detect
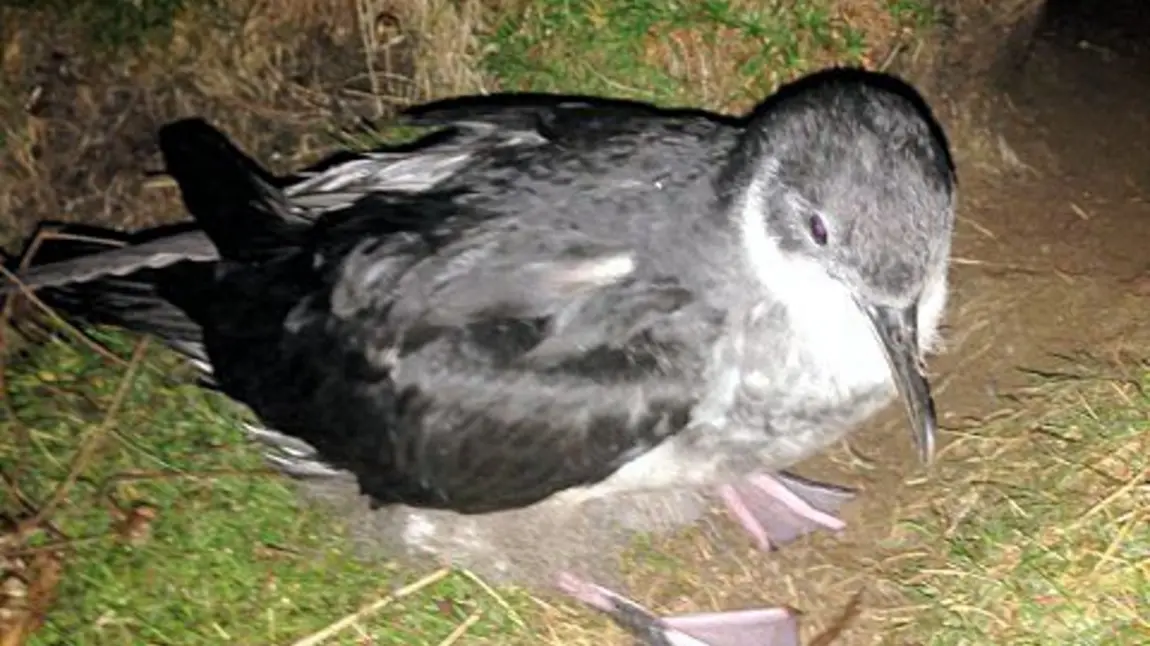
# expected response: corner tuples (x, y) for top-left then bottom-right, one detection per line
(832, 0), (908, 65)
(630, 4), (886, 114)
(0, 0), (491, 249)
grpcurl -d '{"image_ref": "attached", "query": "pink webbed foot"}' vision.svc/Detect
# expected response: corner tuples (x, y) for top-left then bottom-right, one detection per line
(718, 472), (854, 551)
(557, 572), (800, 646)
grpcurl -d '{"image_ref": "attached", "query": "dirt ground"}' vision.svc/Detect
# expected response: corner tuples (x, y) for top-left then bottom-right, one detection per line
(2, 0), (1148, 644)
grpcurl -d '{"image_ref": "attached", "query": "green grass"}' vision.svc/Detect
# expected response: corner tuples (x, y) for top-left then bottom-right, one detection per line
(882, 359), (1150, 645)
(888, 0), (939, 28)
(1, 328), (531, 645)
(482, 0), (874, 110)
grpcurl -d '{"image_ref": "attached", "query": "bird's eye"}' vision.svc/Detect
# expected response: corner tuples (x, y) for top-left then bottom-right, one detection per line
(808, 215), (828, 246)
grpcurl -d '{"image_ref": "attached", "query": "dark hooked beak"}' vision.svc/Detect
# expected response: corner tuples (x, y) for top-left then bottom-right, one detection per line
(862, 303), (937, 464)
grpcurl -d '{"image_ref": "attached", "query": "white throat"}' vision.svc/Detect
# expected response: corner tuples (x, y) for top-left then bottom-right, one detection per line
(734, 168), (949, 397)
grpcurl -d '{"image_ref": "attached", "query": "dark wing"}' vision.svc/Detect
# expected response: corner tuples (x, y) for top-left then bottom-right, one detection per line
(277, 99), (669, 216)
(401, 92), (669, 137)
(154, 113), (724, 514)
(250, 216), (724, 514)
(401, 91), (736, 135)
(282, 96), (659, 214)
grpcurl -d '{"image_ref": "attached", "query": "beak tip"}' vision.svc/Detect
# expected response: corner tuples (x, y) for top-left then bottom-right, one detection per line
(919, 444), (934, 466)
(917, 418), (937, 466)
(865, 303), (938, 470)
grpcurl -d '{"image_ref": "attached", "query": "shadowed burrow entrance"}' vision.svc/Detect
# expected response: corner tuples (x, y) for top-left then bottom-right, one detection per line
(957, 0), (1150, 286)
(915, 0), (1150, 438)
(1038, 0), (1150, 57)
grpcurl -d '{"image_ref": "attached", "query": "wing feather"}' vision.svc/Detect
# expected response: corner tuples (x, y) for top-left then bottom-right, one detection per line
(281, 220), (722, 512)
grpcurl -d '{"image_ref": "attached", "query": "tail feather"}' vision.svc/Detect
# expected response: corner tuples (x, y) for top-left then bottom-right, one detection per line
(11, 231), (345, 480)
(157, 118), (309, 262)
(8, 120), (369, 484)
(6, 226), (212, 364)
(37, 275), (206, 355)
(5, 229), (218, 294)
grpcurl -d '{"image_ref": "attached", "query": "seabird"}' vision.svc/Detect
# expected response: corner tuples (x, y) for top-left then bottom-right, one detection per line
(6, 67), (955, 643)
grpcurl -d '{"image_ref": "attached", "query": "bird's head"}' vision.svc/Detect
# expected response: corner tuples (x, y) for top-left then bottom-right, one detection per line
(727, 68), (956, 465)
